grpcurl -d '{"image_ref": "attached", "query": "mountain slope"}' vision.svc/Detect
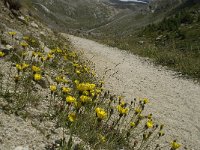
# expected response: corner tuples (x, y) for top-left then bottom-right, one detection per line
(31, 0), (118, 30)
(87, 0), (200, 80)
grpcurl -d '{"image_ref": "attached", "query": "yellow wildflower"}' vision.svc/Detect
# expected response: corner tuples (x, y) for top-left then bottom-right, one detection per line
(50, 85), (57, 92)
(21, 63), (29, 70)
(8, 31), (17, 36)
(73, 63), (79, 67)
(41, 56), (46, 62)
(146, 119), (154, 128)
(56, 47), (62, 53)
(90, 89), (96, 97)
(32, 52), (37, 57)
(135, 107), (142, 114)
(99, 134), (106, 143)
(66, 96), (76, 104)
(80, 95), (92, 103)
(120, 100), (126, 107)
(62, 87), (71, 93)
(32, 65), (41, 72)
(74, 101), (82, 109)
(69, 52), (76, 58)
(68, 112), (76, 122)
(0, 51), (5, 57)
(143, 98), (149, 104)
(31, 39), (35, 43)
(77, 82), (96, 91)
(75, 70), (81, 75)
(117, 105), (129, 115)
(130, 122), (136, 128)
(82, 90), (89, 96)
(23, 36), (29, 40)
(95, 107), (107, 120)
(55, 76), (64, 83)
(171, 140), (181, 150)
(47, 53), (54, 60)
(96, 88), (102, 93)
(20, 42), (29, 47)
(74, 80), (79, 85)
(34, 73), (42, 81)
(16, 64), (23, 71)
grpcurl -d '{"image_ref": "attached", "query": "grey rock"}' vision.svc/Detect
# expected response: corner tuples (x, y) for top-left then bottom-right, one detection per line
(31, 22), (39, 29)
(14, 146), (29, 150)
(18, 16), (26, 21)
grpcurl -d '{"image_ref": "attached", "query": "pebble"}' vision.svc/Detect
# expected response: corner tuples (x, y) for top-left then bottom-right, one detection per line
(14, 146), (29, 150)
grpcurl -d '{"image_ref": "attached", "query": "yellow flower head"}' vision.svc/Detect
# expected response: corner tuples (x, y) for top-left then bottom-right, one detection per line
(80, 95), (92, 103)
(66, 96), (76, 104)
(41, 56), (46, 62)
(23, 36), (29, 40)
(20, 42), (29, 47)
(62, 87), (71, 93)
(34, 73), (42, 81)
(32, 52), (37, 57)
(130, 122), (136, 127)
(117, 105), (129, 115)
(16, 64), (23, 71)
(82, 90), (89, 96)
(56, 47), (62, 53)
(75, 70), (81, 75)
(99, 134), (106, 143)
(8, 31), (17, 36)
(32, 65), (41, 72)
(120, 100), (126, 107)
(50, 85), (57, 92)
(68, 112), (76, 122)
(146, 119), (154, 128)
(55, 76), (65, 83)
(95, 107), (107, 120)
(74, 80), (79, 85)
(47, 53), (54, 60)
(0, 51), (5, 57)
(135, 107), (142, 114)
(171, 140), (181, 150)
(68, 52), (76, 58)
(143, 98), (149, 104)
(77, 82), (96, 91)
(21, 63), (29, 70)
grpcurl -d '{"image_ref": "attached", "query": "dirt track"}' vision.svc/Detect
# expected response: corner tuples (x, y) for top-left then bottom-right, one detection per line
(65, 34), (200, 150)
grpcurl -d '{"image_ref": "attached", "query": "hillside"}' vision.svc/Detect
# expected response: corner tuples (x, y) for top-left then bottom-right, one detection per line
(88, 0), (200, 81)
(0, 1), (182, 149)
(1, 0), (200, 150)
(31, 0), (118, 30)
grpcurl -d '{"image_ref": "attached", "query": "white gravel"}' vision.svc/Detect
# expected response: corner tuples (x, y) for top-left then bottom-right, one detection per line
(66, 34), (200, 150)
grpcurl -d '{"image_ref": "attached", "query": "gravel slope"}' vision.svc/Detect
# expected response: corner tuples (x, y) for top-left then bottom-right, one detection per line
(65, 34), (200, 150)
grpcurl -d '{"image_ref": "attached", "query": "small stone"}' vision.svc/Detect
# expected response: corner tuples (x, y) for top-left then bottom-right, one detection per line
(31, 22), (39, 28)
(5, 45), (13, 50)
(14, 146), (29, 150)
(18, 16), (26, 22)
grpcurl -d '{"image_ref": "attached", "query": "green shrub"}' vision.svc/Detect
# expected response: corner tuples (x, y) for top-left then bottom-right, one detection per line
(4, 0), (22, 10)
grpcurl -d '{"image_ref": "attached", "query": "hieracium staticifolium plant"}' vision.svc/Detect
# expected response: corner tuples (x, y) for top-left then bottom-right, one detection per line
(0, 31), (181, 150)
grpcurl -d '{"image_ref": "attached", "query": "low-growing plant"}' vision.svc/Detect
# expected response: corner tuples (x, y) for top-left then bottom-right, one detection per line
(4, 0), (22, 10)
